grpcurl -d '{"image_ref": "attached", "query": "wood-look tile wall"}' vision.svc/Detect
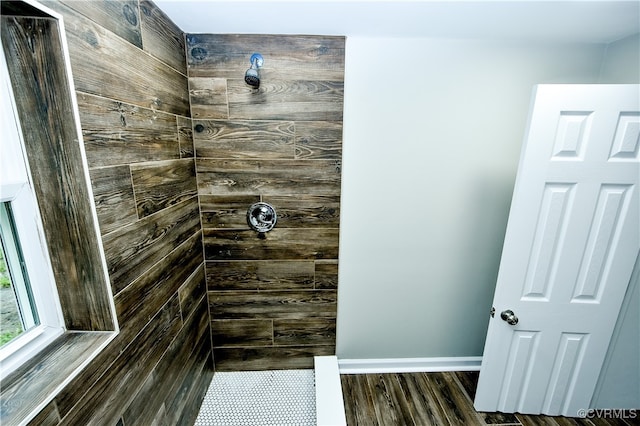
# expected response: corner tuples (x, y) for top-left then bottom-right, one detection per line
(9, 1), (211, 424)
(1, 14), (113, 333)
(187, 34), (345, 370)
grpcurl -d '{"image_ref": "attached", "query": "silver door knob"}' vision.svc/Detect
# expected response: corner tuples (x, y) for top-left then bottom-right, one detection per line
(500, 309), (519, 325)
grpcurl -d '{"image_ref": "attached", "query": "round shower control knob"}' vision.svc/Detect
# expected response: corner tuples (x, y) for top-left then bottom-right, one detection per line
(247, 202), (277, 233)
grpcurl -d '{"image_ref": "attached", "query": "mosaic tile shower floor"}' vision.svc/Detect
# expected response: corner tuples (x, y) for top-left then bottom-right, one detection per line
(194, 369), (316, 426)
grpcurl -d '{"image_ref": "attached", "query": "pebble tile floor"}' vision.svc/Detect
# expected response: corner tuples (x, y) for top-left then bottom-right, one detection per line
(194, 369), (316, 426)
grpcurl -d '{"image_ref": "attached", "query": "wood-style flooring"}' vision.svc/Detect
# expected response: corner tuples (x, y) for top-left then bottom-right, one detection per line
(341, 371), (638, 426)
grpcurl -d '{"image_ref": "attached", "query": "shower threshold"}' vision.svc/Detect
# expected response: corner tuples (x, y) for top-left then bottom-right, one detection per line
(194, 356), (346, 426)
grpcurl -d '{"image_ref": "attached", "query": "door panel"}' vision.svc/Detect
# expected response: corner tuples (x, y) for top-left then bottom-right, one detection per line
(543, 332), (588, 413)
(474, 85), (639, 416)
(573, 184), (633, 301)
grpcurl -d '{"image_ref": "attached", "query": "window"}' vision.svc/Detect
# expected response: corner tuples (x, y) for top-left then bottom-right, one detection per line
(0, 47), (65, 377)
(1, 202), (40, 345)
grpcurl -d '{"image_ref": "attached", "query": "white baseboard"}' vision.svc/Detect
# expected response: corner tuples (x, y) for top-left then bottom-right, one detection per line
(338, 356), (482, 374)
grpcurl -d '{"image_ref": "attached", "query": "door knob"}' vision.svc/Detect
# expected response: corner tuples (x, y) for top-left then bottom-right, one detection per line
(500, 309), (519, 325)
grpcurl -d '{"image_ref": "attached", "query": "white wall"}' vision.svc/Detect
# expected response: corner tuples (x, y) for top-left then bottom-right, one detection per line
(593, 253), (640, 408)
(592, 33), (640, 409)
(599, 33), (640, 82)
(336, 38), (604, 359)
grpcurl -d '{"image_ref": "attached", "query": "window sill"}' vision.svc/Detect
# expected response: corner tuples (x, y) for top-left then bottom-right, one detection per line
(0, 331), (116, 425)
(0, 325), (65, 378)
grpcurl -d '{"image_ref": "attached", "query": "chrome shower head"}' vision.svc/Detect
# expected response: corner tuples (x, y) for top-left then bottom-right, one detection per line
(244, 69), (260, 88)
(244, 53), (263, 88)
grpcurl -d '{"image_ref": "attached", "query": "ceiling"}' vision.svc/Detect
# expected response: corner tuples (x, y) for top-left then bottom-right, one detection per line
(154, 0), (640, 44)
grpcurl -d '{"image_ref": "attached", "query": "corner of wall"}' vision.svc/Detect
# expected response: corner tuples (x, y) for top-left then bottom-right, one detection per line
(598, 33), (640, 83)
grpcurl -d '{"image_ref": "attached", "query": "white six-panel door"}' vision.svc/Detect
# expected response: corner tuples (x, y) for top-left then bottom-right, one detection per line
(474, 85), (639, 416)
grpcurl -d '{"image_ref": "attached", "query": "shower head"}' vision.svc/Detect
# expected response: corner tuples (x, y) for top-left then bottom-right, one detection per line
(244, 53), (263, 88)
(244, 68), (260, 88)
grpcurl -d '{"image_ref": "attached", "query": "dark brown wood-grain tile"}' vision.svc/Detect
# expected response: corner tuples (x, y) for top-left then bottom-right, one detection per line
(192, 33), (345, 370)
(77, 92), (182, 169)
(196, 158), (341, 196)
(3, 1), (212, 424)
(186, 34), (345, 80)
(341, 372), (635, 426)
(1, 15), (113, 332)
(139, 0), (186, 74)
(46, 1), (190, 116)
(131, 158), (198, 218)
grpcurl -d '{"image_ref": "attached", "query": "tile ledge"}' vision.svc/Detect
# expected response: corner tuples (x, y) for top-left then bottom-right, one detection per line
(1, 331), (116, 426)
(314, 355), (347, 426)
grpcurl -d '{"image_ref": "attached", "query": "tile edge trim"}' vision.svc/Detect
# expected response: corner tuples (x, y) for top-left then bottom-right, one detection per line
(314, 355), (347, 426)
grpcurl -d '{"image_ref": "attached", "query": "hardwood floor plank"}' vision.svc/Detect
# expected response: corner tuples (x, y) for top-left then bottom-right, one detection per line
(454, 370), (479, 401)
(388, 374), (423, 425)
(364, 375), (396, 425)
(397, 372), (451, 426)
(340, 375), (359, 426)
(341, 372), (629, 426)
(482, 411), (523, 425)
(518, 415), (607, 426)
(452, 371), (521, 425)
(352, 374), (380, 426)
(425, 372), (482, 426)
(517, 415), (570, 425)
(589, 416), (638, 426)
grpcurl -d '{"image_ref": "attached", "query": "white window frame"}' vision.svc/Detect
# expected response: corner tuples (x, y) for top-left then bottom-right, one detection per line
(0, 46), (65, 379)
